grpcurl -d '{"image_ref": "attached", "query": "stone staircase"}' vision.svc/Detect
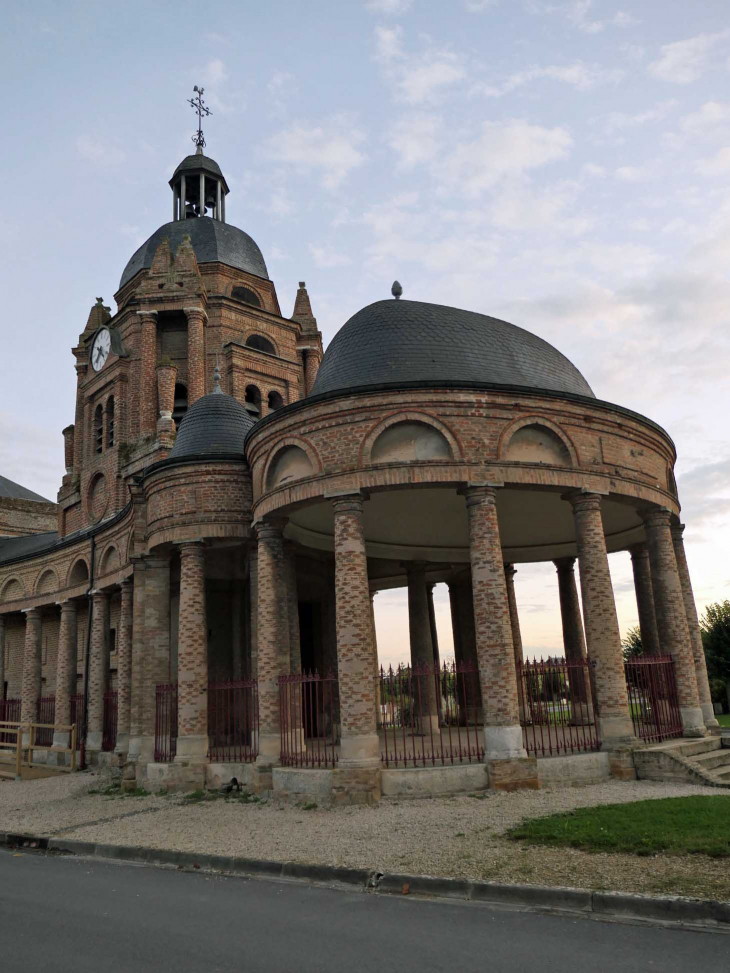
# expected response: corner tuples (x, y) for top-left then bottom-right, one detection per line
(634, 735), (730, 788)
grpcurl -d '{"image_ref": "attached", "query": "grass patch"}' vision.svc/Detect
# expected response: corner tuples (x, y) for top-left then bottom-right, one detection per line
(717, 714), (730, 727)
(183, 788), (260, 805)
(507, 796), (730, 858)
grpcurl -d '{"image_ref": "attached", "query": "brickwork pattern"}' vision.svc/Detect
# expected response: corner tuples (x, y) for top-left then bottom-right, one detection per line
(177, 543), (208, 738)
(464, 487), (519, 727)
(332, 496), (377, 741)
(503, 565), (524, 667)
(156, 363), (177, 419)
(405, 563), (438, 718)
(248, 548), (258, 680)
(643, 510), (700, 710)
(142, 557), (171, 736)
(138, 310), (158, 437)
(129, 561), (146, 742)
(20, 609), (42, 723)
(284, 545), (302, 674)
(256, 521), (290, 750)
(116, 579), (133, 744)
(671, 525), (715, 716)
(554, 558), (587, 661)
(185, 308), (207, 406)
(54, 601), (77, 726)
(87, 591), (110, 743)
(629, 545), (661, 656)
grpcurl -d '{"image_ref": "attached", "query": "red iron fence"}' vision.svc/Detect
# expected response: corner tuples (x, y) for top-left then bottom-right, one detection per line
(624, 655), (683, 743)
(208, 679), (259, 763)
(71, 694), (85, 749)
(0, 698), (21, 744)
(518, 657), (600, 757)
(378, 662), (485, 768)
(155, 683), (178, 763)
(102, 690), (118, 752)
(36, 696), (56, 747)
(279, 671), (339, 768)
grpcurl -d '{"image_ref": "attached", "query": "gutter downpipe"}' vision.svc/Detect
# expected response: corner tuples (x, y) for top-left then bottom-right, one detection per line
(79, 535), (96, 771)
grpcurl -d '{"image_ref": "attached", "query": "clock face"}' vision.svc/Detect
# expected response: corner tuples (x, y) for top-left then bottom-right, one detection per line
(91, 328), (112, 372)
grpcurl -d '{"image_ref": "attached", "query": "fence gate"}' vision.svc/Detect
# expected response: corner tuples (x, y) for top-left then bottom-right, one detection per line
(624, 655), (683, 743)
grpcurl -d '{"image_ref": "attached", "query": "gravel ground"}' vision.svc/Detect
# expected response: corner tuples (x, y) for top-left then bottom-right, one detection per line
(1, 774), (728, 900)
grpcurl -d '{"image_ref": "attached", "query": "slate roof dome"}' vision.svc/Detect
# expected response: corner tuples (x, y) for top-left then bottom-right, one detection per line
(169, 382), (255, 460)
(0, 474), (52, 502)
(311, 299), (595, 399)
(120, 217), (269, 289)
(171, 153), (225, 184)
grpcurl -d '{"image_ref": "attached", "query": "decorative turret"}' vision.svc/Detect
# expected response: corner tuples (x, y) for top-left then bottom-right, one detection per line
(292, 281), (318, 334)
(168, 87), (229, 222)
(83, 297), (111, 335)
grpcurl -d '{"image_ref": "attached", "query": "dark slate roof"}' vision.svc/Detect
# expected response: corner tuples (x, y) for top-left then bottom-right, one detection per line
(119, 217), (269, 289)
(171, 153), (224, 181)
(311, 299), (595, 399)
(168, 386), (255, 460)
(0, 531), (58, 565)
(0, 475), (52, 503)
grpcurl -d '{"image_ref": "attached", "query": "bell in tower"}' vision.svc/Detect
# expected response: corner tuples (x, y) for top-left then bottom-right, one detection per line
(169, 87), (229, 222)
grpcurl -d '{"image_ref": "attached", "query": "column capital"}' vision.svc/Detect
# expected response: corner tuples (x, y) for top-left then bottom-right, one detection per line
(461, 484), (499, 507)
(504, 562), (517, 578)
(628, 543), (649, 561)
(564, 489), (604, 512)
(89, 588), (111, 602)
(183, 306), (208, 322)
(553, 556), (577, 572)
(255, 517), (288, 541)
(670, 522), (687, 540)
(402, 560), (429, 576)
(330, 493), (365, 516)
(120, 577), (134, 591)
(641, 506), (673, 530)
(136, 308), (158, 320)
(22, 607), (41, 618)
(57, 599), (78, 613)
(178, 540), (206, 561)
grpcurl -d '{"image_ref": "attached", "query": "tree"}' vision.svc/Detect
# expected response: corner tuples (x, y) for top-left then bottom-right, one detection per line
(700, 601), (730, 713)
(621, 626), (643, 662)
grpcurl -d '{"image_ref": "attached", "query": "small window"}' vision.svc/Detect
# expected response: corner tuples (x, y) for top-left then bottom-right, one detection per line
(106, 397), (115, 448)
(245, 385), (261, 418)
(109, 628), (116, 656)
(268, 390), (284, 412)
(94, 405), (103, 454)
(245, 334), (276, 355)
(172, 383), (188, 429)
(232, 286), (261, 307)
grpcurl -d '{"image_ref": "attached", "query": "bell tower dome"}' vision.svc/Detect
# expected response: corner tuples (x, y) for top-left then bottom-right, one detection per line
(168, 86), (229, 222)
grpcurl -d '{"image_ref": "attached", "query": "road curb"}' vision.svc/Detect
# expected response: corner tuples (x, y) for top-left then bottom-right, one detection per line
(2, 831), (729, 928)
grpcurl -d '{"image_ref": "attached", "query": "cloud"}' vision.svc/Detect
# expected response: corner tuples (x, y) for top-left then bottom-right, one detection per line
(203, 58), (227, 84)
(615, 164), (653, 183)
(603, 100), (678, 134)
(465, 0), (498, 9)
(696, 147), (730, 178)
(648, 30), (730, 84)
(387, 113), (440, 168)
(473, 61), (623, 97)
(435, 119), (573, 197)
(365, 0), (413, 12)
(374, 25), (466, 103)
(532, 1), (638, 34)
(309, 245), (353, 268)
(264, 117), (366, 189)
(677, 459), (730, 527)
(489, 179), (590, 234)
(76, 134), (125, 166)
(680, 101), (730, 137)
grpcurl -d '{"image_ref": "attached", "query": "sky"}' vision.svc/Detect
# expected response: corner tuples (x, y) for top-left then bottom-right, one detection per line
(2, 0), (730, 667)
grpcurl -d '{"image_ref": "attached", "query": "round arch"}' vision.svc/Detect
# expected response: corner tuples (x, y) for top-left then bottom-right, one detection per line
(498, 415), (579, 467)
(359, 412), (463, 467)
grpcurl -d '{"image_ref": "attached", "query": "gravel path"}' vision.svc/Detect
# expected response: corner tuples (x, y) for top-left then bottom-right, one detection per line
(2, 774), (728, 900)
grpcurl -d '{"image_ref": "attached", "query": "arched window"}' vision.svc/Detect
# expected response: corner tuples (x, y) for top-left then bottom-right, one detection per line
(172, 383), (188, 429)
(94, 405), (103, 454)
(244, 385), (261, 418)
(268, 390), (284, 412)
(245, 334), (276, 355)
(232, 286), (261, 308)
(106, 397), (115, 448)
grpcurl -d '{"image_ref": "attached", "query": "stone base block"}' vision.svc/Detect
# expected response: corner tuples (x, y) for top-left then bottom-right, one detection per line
(607, 746), (637, 780)
(486, 756), (539, 792)
(206, 763), (255, 791)
(381, 764), (489, 799)
(331, 766), (382, 805)
(537, 752), (610, 788)
(46, 748), (74, 769)
(141, 760), (207, 793)
(273, 768), (334, 803)
(681, 706), (707, 738)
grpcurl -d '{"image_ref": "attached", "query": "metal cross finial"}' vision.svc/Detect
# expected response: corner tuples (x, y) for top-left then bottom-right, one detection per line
(188, 85), (212, 149)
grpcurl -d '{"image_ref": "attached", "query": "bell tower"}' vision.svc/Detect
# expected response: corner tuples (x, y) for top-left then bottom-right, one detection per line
(168, 87), (229, 222)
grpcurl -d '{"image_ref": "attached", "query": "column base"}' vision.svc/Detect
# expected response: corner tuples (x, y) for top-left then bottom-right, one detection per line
(416, 715), (440, 736)
(680, 706), (707, 738)
(483, 724), (527, 760)
(52, 729), (71, 750)
(338, 733), (380, 768)
(174, 734), (209, 761)
(256, 731), (282, 766)
(701, 702), (720, 730)
(114, 732), (130, 756)
(485, 756), (539, 792)
(86, 730), (103, 752)
(607, 746), (637, 781)
(331, 766), (382, 805)
(597, 715), (636, 748)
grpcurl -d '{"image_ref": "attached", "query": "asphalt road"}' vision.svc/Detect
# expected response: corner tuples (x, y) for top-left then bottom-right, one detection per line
(1, 849), (728, 972)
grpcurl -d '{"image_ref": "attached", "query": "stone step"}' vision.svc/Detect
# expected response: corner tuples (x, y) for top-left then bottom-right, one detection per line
(674, 738), (721, 758)
(710, 768), (730, 782)
(692, 749), (730, 771)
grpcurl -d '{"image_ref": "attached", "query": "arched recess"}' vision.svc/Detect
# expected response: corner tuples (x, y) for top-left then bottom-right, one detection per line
(245, 385), (262, 418)
(359, 413), (461, 467)
(267, 390), (284, 412)
(498, 416), (578, 467)
(35, 568), (59, 596)
(67, 558), (89, 587)
(99, 545), (121, 576)
(245, 334), (277, 356)
(106, 396), (115, 448)
(232, 285), (262, 308)
(264, 438), (321, 491)
(1, 577), (25, 603)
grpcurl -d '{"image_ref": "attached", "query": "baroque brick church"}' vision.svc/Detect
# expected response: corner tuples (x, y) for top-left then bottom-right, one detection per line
(0, 121), (719, 801)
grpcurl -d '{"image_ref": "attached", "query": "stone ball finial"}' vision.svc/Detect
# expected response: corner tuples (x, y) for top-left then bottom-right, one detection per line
(299, 281), (306, 288)
(391, 280), (403, 300)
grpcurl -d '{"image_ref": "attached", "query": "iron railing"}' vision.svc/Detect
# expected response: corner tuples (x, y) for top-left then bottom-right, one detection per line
(154, 683), (178, 763)
(0, 699), (21, 745)
(36, 696), (56, 747)
(279, 671), (339, 768)
(70, 694), (85, 750)
(518, 657), (600, 757)
(208, 679), (259, 763)
(379, 662), (485, 768)
(102, 690), (118, 752)
(625, 655), (683, 743)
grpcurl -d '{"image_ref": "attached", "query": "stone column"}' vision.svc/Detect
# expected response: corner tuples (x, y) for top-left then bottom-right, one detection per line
(503, 565), (524, 668)
(332, 495), (380, 780)
(554, 558), (587, 662)
(128, 560), (146, 759)
(62, 425), (75, 476)
(232, 585), (244, 680)
(427, 585), (441, 670)
(370, 592), (382, 724)
(671, 524), (718, 730)
(256, 520), (290, 763)
(304, 349), (320, 395)
(643, 509), (704, 737)
(0, 615), (5, 698)
(53, 601), (77, 749)
(116, 579), (133, 753)
(137, 310), (158, 438)
(248, 548), (259, 680)
(284, 543), (302, 674)
(568, 493), (634, 747)
(176, 542), (209, 761)
(464, 487), (527, 766)
(20, 609), (42, 725)
(448, 582), (462, 665)
(86, 590), (110, 752)
(448, 578), (483, 721)
(156, 362), (177, 437)
(405, 563), (439, 732)
(629, 545), (661, 656)
(141, 556), (171, 749)
(184, 307), (207, 406)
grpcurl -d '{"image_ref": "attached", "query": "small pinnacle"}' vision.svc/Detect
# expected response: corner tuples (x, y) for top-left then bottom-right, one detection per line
(299, 281), (306, 288)
(95, 297), (104, 304)
(391, 280), (403, 300)
(212, 360), (222, 393)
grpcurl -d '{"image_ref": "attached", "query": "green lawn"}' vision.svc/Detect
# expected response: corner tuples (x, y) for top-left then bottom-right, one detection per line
(507, 796), (730, 858)
(717, 713), (730, 727)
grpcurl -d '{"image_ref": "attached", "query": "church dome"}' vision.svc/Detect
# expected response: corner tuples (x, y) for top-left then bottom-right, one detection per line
(171, 152), (226, 184)
(311, 299), (595, 399)
(169, 384), (255, 460)
(120, 217), (269, 289)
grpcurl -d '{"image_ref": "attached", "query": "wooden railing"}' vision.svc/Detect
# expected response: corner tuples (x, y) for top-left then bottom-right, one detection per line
(0, 721), (78, 779)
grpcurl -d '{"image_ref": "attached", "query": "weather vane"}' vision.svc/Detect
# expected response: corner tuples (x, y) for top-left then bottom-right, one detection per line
(188, 86), (212, 149)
